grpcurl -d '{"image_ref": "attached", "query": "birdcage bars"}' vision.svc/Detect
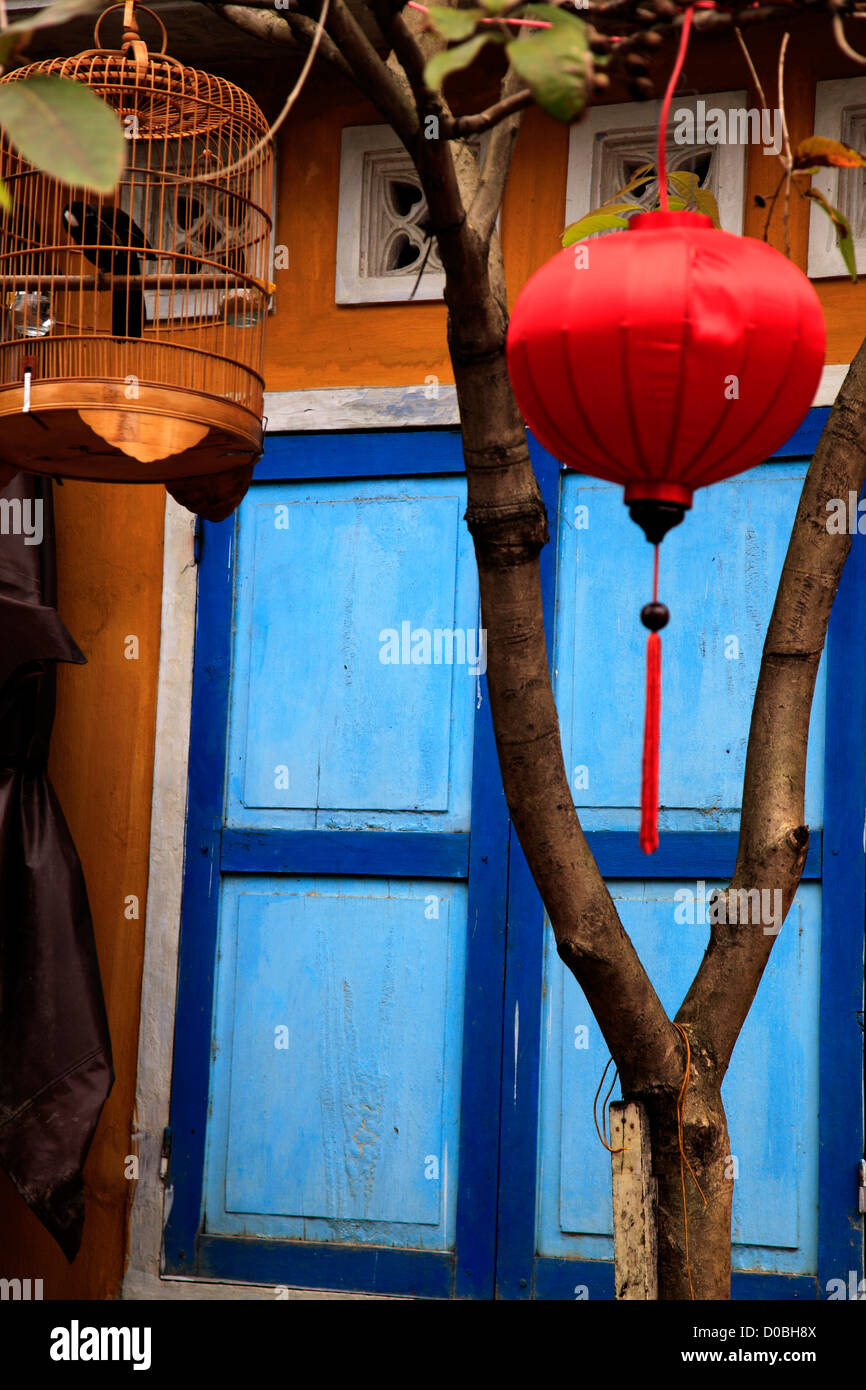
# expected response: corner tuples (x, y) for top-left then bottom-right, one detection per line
(0, 1), (273, 480)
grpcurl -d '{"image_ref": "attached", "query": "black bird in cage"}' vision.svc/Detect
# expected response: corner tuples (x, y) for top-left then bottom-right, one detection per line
(63, 201), (156, 338)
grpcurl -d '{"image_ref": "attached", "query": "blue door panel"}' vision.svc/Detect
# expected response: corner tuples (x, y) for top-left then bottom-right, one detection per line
(498, 431), (861, 1300)
(536, 881), (821, 1274)
(555, 466), (826, 832)
(203, 875), (467, 1249)
(227, 478), (480, 832)
(168, 441), (504, 1295)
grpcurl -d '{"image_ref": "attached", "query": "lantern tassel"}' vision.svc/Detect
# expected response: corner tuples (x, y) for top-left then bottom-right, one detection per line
(639, 542), (666, 855)
(639, 629), (662, 855)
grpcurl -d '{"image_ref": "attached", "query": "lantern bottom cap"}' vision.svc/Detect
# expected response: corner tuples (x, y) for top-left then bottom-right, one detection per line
(624, 481), (694, 508)
(627, 497), (688, 545)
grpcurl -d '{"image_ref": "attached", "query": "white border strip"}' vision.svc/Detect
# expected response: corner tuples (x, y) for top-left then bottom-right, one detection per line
(263, 371), (843, 436)
(812, 364), (847, 407)
(264, 385), (460, 431)
(123, 496), (198, 1301)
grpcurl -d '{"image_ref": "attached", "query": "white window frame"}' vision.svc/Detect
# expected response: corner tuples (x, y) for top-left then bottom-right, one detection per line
(335, 125), (490, 305)
(807, 77), (866, 278)
(565, 91), (749, 237)
(336, 124), (442, 304)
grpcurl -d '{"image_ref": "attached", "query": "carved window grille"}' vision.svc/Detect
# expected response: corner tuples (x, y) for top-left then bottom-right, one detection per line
(336, 125), (482, 304)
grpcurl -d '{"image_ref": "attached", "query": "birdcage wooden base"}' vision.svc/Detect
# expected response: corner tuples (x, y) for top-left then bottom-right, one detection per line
(0, 379), (262, 481)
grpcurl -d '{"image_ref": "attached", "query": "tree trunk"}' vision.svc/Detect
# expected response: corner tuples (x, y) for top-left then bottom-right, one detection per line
(440, 221), (729, 1296)
(635, 1039), (733, 1300)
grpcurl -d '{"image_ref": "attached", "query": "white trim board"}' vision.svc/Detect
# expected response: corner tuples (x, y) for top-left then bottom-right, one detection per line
(122, 496), (197, 1301)
(813, 364), (848, 406)
(262, 371), (842, 437)
(264, 385), (459, 431)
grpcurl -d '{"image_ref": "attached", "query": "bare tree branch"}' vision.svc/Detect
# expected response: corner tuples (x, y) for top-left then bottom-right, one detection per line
(468, 67), (527, 241)
(210, 3), (354, 77)
(300, 0), (420, 143)
(445, 87), (533, 138)
(370, 0), (428, 104)
(832, 10), (866, 63)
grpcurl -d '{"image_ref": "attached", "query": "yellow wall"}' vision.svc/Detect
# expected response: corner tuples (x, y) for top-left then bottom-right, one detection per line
(4, 15), (864, 1299)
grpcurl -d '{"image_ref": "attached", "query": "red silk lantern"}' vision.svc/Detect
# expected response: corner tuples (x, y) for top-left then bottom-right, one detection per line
(507, 209), (825, 517)
(506, 209), (826, 852)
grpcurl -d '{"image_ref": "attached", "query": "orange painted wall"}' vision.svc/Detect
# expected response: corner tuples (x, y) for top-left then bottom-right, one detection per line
(3, 13), (865, 1301)
(266, 20), (866, 392)
(0, 481), (164, 1298)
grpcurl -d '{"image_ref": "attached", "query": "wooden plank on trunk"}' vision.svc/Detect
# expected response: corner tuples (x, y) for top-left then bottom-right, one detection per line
(610, 1100), (658, 1300)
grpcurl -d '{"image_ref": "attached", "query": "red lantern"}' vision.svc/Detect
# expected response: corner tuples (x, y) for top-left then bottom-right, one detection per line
(507, 209), (825, 520)
(506, 209), (826, 852)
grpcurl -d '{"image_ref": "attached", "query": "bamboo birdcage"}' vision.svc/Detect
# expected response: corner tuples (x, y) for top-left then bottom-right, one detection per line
(0, 1), (273, 498)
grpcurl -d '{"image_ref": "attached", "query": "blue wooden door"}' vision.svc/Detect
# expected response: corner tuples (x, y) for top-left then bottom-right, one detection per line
(165, 433), (510, 1297)
(166, 418), (864, 1298)
(498, 421), (866, 1299)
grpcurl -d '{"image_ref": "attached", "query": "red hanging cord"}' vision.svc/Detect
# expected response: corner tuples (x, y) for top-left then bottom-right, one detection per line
(657, 5), (696, 211)
(640, 546), (662, 855)
(637, 9), (696, 854)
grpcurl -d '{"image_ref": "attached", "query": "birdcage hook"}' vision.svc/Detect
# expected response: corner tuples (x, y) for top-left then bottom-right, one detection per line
(92, 1), (169, 73)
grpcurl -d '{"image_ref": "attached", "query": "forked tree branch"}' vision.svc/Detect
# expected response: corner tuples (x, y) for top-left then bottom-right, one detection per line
(206, 0), (861, 1134)
(445, 87), (533, 138)
(303, 0), (420, 142)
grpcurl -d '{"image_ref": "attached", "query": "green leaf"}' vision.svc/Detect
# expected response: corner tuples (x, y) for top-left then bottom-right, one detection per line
(666, 170), (721, 226)
(562, 204), (634, 244)
(424, 34), (491, 91)
(604, 162), (654, 202)
(425, 6), (483, 41)
(0, 178), (10, 213)
(668, 170), (699, 207)
(0, 0), (105, 65)
(479, 0), (514, 11)
(793, 136), (866, 170)
(694, 186), (721, 227)
(804, 187), (857, 281)
(0, 75), (125, 193)
(507, 4), (589, 123)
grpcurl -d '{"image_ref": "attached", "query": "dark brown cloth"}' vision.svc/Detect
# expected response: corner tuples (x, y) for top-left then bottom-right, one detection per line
(0, 472), (113, 1261)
